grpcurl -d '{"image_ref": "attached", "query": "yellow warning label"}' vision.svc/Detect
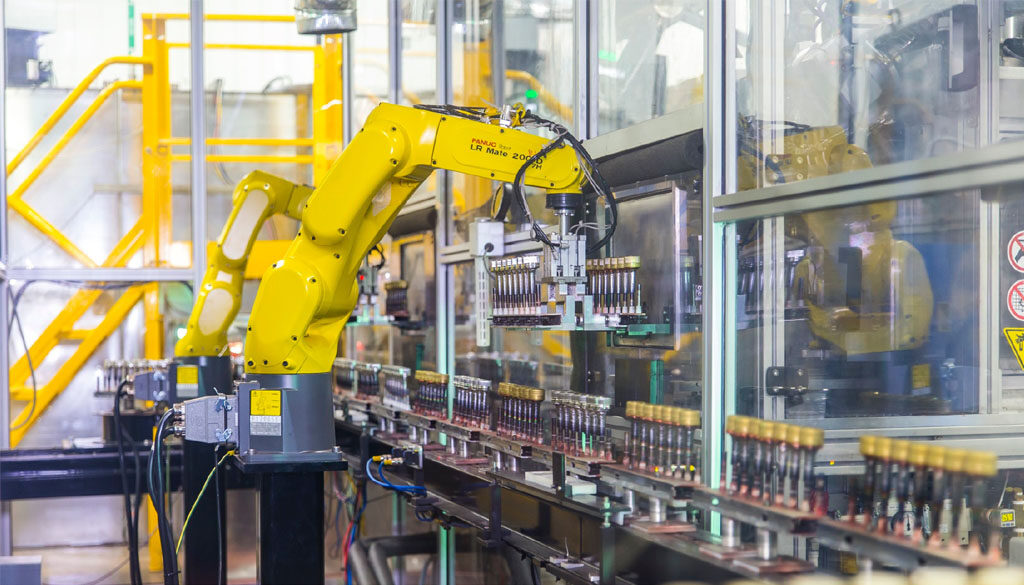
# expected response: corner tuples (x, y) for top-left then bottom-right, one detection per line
(251, 390), (282, 416)
(911, 364), (930, 389)
(176, 365), (199, 386)
(1002, 511), (1015, 527)
(1005, 327), (1024, 370)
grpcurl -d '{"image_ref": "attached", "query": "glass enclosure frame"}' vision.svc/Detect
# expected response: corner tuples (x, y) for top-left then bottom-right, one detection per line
(710, 0), (1024, 471)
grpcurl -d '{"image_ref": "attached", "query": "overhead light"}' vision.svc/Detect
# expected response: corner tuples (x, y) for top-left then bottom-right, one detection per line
(294, 0), (357, 34)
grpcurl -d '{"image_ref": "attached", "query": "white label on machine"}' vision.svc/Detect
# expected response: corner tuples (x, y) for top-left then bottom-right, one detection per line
(475, 257), (491, 347)
(1009, 230), (1024, 273)
(250, 415), (282, 436)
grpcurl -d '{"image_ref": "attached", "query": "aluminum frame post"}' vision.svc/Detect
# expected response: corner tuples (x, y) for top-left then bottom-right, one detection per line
(0, 0), (12, 555)
(189, 1), (207, 296)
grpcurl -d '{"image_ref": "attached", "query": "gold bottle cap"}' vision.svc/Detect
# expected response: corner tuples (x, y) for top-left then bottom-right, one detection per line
(786, 423), (802, 447)
(734, 416), (752, 438)
(625, 401), (637, 418)
(774, 423), (789, 444)
(800, 427), (825, 449)
(944, 449), (968, 473)
(965, 451), (998, 478)
(626, 256), (641, 269)
(760, 420), (776, 442)
(529, 388), (545, 402)
(908, 442), (928, 468)
(926, 445), (946, 469)
(891, 440), (910, 463)
(684, 409), (701, 428)
(667, 407), (684, 426)
(615, 257), (626, 269)
(726, 416), (737, 435)
(654, 405), (671, 423)
(874, 437), (893, 461)
(860, 435), (877, 458)
(641, 403), (655, 421)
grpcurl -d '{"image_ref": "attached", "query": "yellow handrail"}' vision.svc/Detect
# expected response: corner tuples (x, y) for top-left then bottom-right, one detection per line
(170, 154), (314, 164)
(166, 42), (314, 52)
(160, 137), (315, 147)
(147, 13), (296, 22)
(5, 56), (151, 175)
(9, 219), (145, 386)
(7, 80), (143, 267)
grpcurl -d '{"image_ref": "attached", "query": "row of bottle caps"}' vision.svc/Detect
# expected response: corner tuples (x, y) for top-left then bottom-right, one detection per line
(498, 382), (544, 402)
(585, 256), (641, 271)
(625, 401), (700, 427)
(726, 415), (825, 449)
(860, 436), (997, 477)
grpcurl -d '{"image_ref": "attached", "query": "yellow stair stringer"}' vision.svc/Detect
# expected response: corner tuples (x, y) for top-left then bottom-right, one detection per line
(10, 286), (147, 446)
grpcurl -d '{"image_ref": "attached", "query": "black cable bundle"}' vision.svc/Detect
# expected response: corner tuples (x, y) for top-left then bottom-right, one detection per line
(411, 103), (619, 253)
(113, 379), (143, 585)
(149, 409), (180, 585)
(502, 111), (618, 253)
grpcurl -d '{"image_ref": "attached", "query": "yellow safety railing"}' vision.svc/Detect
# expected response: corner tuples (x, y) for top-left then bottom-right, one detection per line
(7, 13), (343, 447)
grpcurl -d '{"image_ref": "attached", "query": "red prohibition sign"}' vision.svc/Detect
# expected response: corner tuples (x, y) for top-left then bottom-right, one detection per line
(1009, 279), (1024, 321)
(1009, 230), (1024, 273)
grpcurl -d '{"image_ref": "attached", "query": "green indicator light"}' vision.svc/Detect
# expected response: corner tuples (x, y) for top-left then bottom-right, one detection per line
(524, 89), (538, 99)
(711, 497), (720, 506)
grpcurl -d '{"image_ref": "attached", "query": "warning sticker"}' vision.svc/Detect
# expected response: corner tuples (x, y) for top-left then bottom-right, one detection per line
(1004, 327), (1024, 370)
(176, 365), (199, 398)
(250, 390), (281, 416)
(1009, 280), (1024, 321)
(249, 390), (282, 436)
(1001, 510), (1016, 528)
(1009, 230), (1024, 273)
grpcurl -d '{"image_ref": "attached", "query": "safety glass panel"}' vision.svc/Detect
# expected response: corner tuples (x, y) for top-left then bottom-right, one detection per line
(597, 0), (705, 134)
(734, 190), (985, 421)
(733, 0), (999, 192)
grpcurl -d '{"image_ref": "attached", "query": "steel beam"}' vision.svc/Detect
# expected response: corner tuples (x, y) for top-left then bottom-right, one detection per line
(190, 0), (207, 295)
(0, 0), (12, 556)
(7, 268), (193, 282)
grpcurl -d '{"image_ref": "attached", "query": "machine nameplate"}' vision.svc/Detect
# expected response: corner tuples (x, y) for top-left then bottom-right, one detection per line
(250, 414), (282, 436)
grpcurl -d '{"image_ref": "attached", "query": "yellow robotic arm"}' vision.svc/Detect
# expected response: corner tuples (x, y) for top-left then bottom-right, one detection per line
(244, 103), (585, 375)
(175, 170), (314, 357)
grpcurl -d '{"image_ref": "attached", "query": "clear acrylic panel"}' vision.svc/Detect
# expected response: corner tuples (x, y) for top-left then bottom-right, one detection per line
(4, 1), (194, 269)
(448, 0), (580, 244)
(597, 0), (705, 134)
(502, 0), (575, 128)
(352, 0), (390, 128)
(730, 0), (1020, 192)
(733, 189), (985, 421)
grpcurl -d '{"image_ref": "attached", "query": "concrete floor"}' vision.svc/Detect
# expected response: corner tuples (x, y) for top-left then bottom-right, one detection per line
(11, 481), (502, 585)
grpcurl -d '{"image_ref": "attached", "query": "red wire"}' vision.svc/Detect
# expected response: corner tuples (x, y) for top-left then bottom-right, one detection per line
(341, 487), (362, 569)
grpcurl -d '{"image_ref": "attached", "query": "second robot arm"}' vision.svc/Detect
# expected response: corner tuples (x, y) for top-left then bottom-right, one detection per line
(175, 171), (314, 358)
